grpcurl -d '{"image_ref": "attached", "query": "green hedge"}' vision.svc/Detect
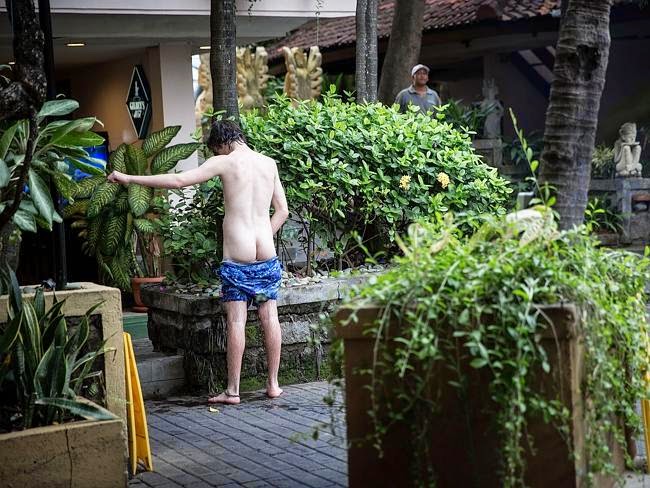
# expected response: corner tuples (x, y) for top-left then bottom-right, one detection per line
(241, 92), (512, 265)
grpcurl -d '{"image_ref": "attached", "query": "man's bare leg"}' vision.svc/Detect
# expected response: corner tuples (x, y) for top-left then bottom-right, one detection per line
(208, 301), (248, 405)
(258, 300), (283, 398)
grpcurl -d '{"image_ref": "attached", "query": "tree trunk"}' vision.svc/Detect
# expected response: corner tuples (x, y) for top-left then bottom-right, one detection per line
(539, 0), (612, 229)
(210, 0), (239, 121)
(0, 0), (46, 233)
(355, 0), (378, 103)
(378, 0), (425, 105)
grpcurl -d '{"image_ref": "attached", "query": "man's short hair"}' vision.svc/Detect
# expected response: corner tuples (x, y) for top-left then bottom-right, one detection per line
(207, 120), (246, 152)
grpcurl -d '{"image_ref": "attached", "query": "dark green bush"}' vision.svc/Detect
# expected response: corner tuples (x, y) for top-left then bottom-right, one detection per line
(241, 91), (512, 267)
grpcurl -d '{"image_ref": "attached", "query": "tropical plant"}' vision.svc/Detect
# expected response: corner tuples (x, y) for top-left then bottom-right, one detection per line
(340, 211), (649, 487)
(504, 130), (543, 167)
(440, 98), (497, 136)
(157, 180), (221, 285)
(65, 126), (200, 290)
(0, 266), (115, 432)
(591, 144), (615, 179)
(585, 196), (622, 234)
(0, 99), (104, 236)
(241, 91), (511, 270)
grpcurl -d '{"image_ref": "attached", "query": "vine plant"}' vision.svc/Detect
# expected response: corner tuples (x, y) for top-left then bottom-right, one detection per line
(335, 117), (650, 486)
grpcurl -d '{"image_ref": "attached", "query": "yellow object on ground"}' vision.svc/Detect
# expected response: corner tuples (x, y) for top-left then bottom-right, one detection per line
(124, 332), (154, 474)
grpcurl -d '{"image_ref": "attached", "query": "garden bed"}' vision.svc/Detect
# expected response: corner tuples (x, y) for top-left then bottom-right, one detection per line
(141, 273), (374, 391)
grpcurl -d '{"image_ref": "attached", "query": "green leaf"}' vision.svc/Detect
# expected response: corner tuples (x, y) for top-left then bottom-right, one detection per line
(52, 172), (76, 200)
(37, 99), (79, 121)
(134, 218), (156, 234)
(0, 314), (21, 354)
(142, 126), (180, 158)
(0, 157), (9, 188)
(87, 182), (121, 218)
(54, 131), (104, 149)
(71, 175), (104, 198)
(35, 397), (116, 421)
(109, 144), (127, 172)
(47, 118), (98, 147)
(470, 358), (488, 369)
(13, 208), (37, 232)
(101, 213), (127, 256)
(128, 184), (152, 217)
(151, 143), (200, 175)
(0, 122), (18, 159)
(68, 157), (105, 176)
(126, 144), (147, 175)
(28, 169), (55, 228)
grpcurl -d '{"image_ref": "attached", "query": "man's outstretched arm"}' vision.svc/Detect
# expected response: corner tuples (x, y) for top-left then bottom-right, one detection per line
(107, 155), (227, 189)
(270, 168), (289, 235)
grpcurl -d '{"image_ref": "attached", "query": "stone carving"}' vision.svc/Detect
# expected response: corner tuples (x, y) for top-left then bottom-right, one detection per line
(195, 53), (212, 126)
(236, 46), (270, 111)
(282, 46), (323, 101)
(614, 122), (642, 177)
(481, 78), (504, 139)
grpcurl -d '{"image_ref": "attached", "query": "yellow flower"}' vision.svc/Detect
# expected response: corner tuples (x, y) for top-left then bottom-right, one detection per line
(437, 172), (450, 189)
(399, 175), (411, 190)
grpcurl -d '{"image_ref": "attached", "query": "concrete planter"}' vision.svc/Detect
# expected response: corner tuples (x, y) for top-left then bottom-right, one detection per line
(0, 418), (127, 488)
(335, 304), (624, 488)
(141, 275), (369, 391)
(0, 283), (126, 425)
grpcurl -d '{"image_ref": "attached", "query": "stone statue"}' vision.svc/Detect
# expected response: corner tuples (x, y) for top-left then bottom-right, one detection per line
(195, 53), (212, 127)
(236, 46), (270, 111)
(282, 46), (323, 101)
(614, 122), (642, 177)
(481, 78), (504, 139)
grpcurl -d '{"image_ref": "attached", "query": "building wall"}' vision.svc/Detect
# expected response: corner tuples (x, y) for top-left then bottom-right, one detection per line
(59, 52), (157, 151)
(58, 44), (198, 172)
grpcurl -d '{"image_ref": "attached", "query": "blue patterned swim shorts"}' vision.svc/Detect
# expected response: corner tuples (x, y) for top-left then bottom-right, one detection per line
(218, 257), (282, 305)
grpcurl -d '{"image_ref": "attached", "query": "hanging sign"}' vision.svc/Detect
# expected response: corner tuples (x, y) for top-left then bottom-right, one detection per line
(126, 65), (152, 139)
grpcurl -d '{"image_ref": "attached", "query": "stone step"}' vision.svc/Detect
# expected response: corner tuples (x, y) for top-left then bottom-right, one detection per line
(133, 338), (185, 400)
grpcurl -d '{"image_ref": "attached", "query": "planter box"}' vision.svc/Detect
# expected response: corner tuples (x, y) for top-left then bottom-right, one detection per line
(335, 304), (624, 488)
(0, 418), (127, 487)
(0, 283), (126, 426)
(141, 275), (369, 391)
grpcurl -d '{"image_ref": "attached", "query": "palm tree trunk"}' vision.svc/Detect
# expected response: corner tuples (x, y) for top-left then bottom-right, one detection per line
(355, 0), (378, 103)
(539, 0), (612, 229)
(210, 0), (239, 121)
(378, 0), (425, 105)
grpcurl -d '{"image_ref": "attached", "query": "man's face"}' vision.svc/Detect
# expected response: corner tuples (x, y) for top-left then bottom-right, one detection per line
(413, 69), (429, 87)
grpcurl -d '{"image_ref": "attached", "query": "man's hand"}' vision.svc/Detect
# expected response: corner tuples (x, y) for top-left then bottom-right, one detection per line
(107, 170), (130, 185)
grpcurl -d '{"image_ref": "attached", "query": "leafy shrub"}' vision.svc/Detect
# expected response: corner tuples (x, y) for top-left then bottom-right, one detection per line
(157, 181), (221, 285)
(342, 212), (649, 486)
(439, 98), (497, 135)
(241, 91), (511, 268)
(504, 130), (543, 166)
(585, 196), (622, 234)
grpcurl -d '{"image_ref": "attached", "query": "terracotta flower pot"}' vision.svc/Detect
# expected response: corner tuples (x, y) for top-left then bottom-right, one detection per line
(131, 276), (164, 313)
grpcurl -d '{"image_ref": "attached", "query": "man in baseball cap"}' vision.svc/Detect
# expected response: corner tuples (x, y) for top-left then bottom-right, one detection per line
(395, 63), (442, 114)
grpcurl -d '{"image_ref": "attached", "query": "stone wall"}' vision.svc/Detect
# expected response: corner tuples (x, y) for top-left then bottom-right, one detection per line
(141, 276), (369, 392)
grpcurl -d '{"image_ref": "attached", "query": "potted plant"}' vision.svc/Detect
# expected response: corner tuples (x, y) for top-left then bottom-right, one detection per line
(65, 126), (200, 309)
(334, 208), (646, 487)
(0, 266), (126, 486)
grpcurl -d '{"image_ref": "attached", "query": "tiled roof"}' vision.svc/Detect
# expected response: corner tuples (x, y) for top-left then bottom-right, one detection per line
(268, 0), (561, 60)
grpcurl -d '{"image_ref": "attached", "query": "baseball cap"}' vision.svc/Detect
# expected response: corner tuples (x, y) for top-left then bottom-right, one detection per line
(411, 64), (430, 77)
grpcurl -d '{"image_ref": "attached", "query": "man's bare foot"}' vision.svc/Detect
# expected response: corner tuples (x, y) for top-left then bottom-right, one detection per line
(207, 391), (240, 405)
(266, 383), (283, 399)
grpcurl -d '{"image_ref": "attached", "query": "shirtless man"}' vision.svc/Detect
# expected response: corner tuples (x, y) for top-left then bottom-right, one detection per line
(108, 120), (289, 404)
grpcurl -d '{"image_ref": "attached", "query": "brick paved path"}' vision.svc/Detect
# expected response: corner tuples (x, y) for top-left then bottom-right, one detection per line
(129, 382), (347, 488)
